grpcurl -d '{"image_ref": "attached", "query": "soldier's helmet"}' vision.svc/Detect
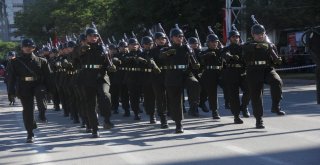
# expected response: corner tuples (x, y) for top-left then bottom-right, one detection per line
(62, 42), (68, 49)
(141, 36), (153, 45)
(51, 47), (59, 54)
(251, 24), (266, 34)
(7, 51), (16, 57)
(128, 38), (139, 45)
(188, 37), (199, 44)
(170, 28), (183, 38)
(21, 38), (36, 48)
(206, 34), (219, 42)
(118, 40), (128, 47)
(86, 28), (99, 36)
(154, 32), (166, 39)
(228, 30), (240, 38)
(42, 46), (50, 52)
(67, 40), (77, 48)
(109, 44), (117, 50)
(79, 33), (86, 41)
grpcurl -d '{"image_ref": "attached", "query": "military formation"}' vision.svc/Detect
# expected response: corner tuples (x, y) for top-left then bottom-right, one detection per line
(4, 17), (286, 143)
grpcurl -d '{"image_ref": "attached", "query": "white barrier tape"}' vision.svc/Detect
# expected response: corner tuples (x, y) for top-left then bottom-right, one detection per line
(275, 64), (316, 71)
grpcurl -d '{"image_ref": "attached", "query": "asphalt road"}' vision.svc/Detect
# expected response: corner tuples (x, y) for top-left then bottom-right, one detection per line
(0, 80), (319, 165)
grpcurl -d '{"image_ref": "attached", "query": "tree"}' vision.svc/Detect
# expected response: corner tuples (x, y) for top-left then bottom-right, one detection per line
(15, 0), (58, 41)
(245, 0), (320, 30)
(0, 41), (18, 60)
(14, 0), (226, 43)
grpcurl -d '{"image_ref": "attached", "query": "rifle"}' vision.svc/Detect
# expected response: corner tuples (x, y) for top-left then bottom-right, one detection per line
(158, 23), (172, 47)
(49, 38), (53, 49)
(123, 33), (129, 42)
(175, 23), (199, 68)
(112, 36), (117, 45)
(148, 29), (154, 39)
(194, 29), (202, 49)
(91, 22), (114, 68)
(107, 38), (112, 45)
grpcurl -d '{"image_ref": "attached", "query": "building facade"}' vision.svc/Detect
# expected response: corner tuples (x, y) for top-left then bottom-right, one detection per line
(0, 0), (24, 41)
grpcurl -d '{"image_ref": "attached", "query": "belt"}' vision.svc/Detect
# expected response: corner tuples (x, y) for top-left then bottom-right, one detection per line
(57, 69), (66, 72)
(118, 67), (125, 71)
(21, 76), (37, 81)
(248, 61), (267, 65)
(226, 64), (243, 68)
(67, 71), (75, 75)
(205, 65), (222, 70)
(162, 65), (188, 70)
(127, 68), (153, 72)
(82, 64), (102, 69)
(159, 66), (167, 69)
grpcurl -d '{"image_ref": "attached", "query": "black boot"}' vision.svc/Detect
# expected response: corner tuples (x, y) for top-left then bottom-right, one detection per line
(149, 114), (156, 124)
(80, 120), (86, 128)
(234, 116), (244, 124)
(199, 103), (209, 113)
(33, 121), (38, 129)
(256, 118), (265, 129)
(103, 121), (115, 129)
(160, 115), (169, 129)
(212, 110), (221, 119)
(134, 113), (141, 120)
(271, 108), (286, 116)
(241, 105), (250, 118)
(123, 109), (131, 117)
(91, 129), (100, 138)
(175, 121), (184, 133)
(38, 110), (47, 123)
(26, 132), (35, 143)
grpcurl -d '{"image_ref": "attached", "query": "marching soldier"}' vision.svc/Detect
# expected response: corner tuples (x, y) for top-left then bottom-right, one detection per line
(188, 37), (210, 116)
(242, 23), (285, 129)
(47, 47), (61, 111)
(110, 41), (131, 117)
(140, 36), (157, 123)
(55, 44), (70, 117)
(72, 33), (90, 128)
(7, 39), (51, 143)
(62, 40), (80, 123)
(222, 28), (250, 124)
(200, 33), (223, 119)
(4, 51), (17, 105)
(160, 26), (201, 133)
(76, 28), (116, 138)
(123, 38), (144, 120)
(108, 44), (120, 114)
(149, 32), (169, 128)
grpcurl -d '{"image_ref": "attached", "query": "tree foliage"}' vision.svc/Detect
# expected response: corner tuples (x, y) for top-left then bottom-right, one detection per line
(0, 41), (18, 60)
(15, 0), (320, 44)
(15, 0), (225, 43)
(246, 0), (320, 30)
